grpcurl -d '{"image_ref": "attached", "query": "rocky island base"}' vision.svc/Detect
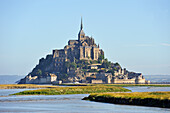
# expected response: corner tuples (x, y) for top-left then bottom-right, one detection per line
(83, 91), (170, 108)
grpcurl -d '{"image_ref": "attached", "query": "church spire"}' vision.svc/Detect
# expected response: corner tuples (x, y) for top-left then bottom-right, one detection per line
(78, 17), (85, 41)
(80, 17), (83, 30)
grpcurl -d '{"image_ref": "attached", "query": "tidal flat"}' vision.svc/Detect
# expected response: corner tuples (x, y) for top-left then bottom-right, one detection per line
(1, 87), (170, 112)
(2, 84), (170, 108)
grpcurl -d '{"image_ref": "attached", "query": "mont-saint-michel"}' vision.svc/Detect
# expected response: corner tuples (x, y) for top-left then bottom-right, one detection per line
(1, 0), (170, 112)
(19, 19), (150, 84)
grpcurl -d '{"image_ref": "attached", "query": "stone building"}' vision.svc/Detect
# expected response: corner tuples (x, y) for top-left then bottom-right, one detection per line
(52, 18), (104, 73)
(112, 73), (150, 84)
(91, 80), (103, 84)
(25, 74), (57, 84)
(95, 73), (113, 84)
(114, 68), (128, 76)
(88, 73), (113, 84)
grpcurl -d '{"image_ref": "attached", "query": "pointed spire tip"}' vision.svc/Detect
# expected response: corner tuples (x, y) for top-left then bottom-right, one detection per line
(80, 17), (83, 30)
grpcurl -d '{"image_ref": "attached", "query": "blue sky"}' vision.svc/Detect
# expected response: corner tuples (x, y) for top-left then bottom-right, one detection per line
(0, 0), (170, 75)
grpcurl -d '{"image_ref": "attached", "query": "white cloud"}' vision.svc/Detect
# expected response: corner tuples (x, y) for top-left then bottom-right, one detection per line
(161, 43), (170, 46)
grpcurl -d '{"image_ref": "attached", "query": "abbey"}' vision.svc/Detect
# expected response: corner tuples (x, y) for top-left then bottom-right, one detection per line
(53, 18), (104, 72)
(18, 18), (150, 84)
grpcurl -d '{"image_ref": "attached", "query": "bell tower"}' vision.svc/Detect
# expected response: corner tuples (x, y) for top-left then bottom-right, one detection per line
(78, 17), (85, 41)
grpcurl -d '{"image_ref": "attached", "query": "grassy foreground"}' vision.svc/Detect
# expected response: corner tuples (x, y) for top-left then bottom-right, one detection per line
(83, 91), (170, 108)
(0, 84), (58, 89)
(12, 85), (131, 95)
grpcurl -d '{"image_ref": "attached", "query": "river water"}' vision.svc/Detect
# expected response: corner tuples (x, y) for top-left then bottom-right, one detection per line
(0, 87), (170, 113)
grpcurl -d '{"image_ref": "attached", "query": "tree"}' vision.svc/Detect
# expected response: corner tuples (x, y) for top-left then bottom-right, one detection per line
(90, 60), (93, 64)
(84, 60), (89, 65)
(36, 69), (42, 75)
(64, 74), (68, 78)
(89, 69), (98, 72)
(58, 74), (68, 81)
(102, 59), (111, 68)
(77, 63), (83, 68)
(98, 55), (104, 64)
(98, 60), (102, 64)
(107, 69), (115, 76)
(114, 62), (121, 68)
(84, 65), (89, 69)
(64, 61), (70, 68)
(113, 67), (117, 70)
(98, 54), (104, 60)
(115, 62), (120, 66)
(70, 62), (77, 69)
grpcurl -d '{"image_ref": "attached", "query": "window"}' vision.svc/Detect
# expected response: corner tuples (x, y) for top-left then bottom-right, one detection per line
(86, 50), (88, 58)
(95, 50), (98, 59)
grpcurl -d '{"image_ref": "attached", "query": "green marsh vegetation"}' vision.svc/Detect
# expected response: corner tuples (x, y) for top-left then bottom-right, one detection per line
(0, 84), (58, 89)
(12, 85), (131, 95)
(86, 91), (170, 100)
(1, 83), (170, 89)
(83, 91), (170, 108)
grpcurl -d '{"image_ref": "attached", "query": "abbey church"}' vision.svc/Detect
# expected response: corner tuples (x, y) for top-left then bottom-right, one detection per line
(53, 18), (104, 72)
